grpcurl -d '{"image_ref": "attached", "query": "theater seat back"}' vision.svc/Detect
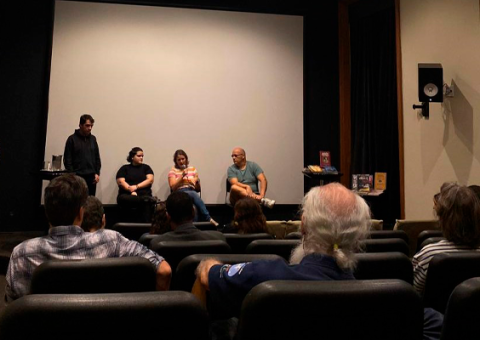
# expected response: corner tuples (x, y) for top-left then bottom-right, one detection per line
(423, 252), (480, 313)
(237, 279), (423, 340)
(30, 257), (156, 294)
(0, 291), (209, 340)
(441, 277), (480, 340)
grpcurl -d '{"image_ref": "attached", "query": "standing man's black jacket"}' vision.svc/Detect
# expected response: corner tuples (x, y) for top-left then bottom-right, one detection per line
(64, 129), (101, 176)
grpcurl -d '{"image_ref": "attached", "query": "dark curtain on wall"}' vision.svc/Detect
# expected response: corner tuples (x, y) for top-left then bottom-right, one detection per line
(0, 0), (54, 231)
(349, 0), (400, 226)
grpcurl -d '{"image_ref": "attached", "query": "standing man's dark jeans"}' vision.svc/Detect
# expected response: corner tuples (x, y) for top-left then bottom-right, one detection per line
(79, 173), (97, 196)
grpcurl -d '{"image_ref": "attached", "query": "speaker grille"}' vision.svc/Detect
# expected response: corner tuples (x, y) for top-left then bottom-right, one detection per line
(418, 63), (443, 103)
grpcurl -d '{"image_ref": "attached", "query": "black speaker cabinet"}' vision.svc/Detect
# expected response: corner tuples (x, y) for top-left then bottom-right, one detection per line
(418, 63), (443, 102)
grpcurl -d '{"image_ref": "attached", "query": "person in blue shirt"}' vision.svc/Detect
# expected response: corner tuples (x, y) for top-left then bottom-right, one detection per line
(196, 182), (444, 340)
(196, 182), (371, 319)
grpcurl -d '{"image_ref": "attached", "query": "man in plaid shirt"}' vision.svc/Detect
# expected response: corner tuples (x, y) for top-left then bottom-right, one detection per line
(5, 174), (171, 303)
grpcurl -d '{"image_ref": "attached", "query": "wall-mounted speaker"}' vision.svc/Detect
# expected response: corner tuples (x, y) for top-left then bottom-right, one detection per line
(418, 63), (443, 102)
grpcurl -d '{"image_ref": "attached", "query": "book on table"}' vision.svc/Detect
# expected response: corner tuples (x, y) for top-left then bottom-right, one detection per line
(319, 151), (331, 167)
(374, 172), (387, 191)
(352, 174), (373, 193)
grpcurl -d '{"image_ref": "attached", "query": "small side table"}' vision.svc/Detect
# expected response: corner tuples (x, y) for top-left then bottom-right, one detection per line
(39, 170), (69, 181)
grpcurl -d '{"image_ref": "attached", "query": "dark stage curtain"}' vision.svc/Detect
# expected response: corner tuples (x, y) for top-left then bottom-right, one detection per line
(0, 0), (54, 231)
(349, 0), (400, 226)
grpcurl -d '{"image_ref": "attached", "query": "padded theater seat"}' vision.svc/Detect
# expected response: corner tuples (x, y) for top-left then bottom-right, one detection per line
(393, 219), (440, 257)
(423, 252), (480, 314)
(112, 222), (217, 242)
(30, 257), (157, 294)
(224, 233), (274, 253)
(110, 222), (151, 241)
(416, 229), (444, 252)
(150, 240), (231, 284)
(138, 232), (157, 247)
(246, 239), (300, 261)
(0, 291), (209, 340)
(353, 252), (413, 284)
(361, 238), (410, 256)
(285, 225), (402, 241)
(441, 277), (480, 340)
(284, 231), (301, 239)
(236, 279), (423, 340)
(174, 253), (286, 291)
(418, 237), (445, 251)
(369, 230), (409, 243)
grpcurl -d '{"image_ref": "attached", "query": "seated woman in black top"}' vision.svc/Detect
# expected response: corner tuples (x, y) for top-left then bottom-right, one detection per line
(116, 147), (156, 222)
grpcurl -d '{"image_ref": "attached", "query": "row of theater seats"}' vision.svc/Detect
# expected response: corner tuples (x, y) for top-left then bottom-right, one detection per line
(111, 219), (443, 258)
(105, 221), (464, 312)
(24, 245), (480, 316)
(0, 220), (468, 339)
(1, 254), (479, 339)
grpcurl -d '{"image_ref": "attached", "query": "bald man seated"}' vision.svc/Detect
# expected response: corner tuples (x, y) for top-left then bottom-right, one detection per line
(227, 147), (275, 208)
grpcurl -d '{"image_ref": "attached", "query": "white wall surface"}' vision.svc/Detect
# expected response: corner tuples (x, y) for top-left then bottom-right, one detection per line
(44, 1), (304, 204)
(401, 0), (480, 218)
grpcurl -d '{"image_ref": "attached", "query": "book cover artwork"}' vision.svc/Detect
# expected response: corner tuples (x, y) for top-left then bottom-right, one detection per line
(352, 174), (373, 192)
(320, 151), (331, 167)
(322, 166), (338, 174)
(374, 172), (387, 191)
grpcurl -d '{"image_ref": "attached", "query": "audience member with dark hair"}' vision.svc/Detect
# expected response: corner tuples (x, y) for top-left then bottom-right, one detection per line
(116, 147), (156, 222)
(150, 201), (171, 235)
(168, 149), (218, 226)
(468, 184), (480, 200)
(151, 191), (226, 242)
(220, 197), (267, 234)
(413, 182), (480, 294)
(5, 174), (171, 303)
(81, 196), (105, 232)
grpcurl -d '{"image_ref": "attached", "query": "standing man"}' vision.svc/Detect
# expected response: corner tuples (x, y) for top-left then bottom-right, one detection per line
(228, 147), (275, 208)
(64, 114), (101, 196)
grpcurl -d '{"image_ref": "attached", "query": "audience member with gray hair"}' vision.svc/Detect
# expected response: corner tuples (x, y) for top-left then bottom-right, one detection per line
(196, 183), (371, 320)
(196, 182), (444, 340)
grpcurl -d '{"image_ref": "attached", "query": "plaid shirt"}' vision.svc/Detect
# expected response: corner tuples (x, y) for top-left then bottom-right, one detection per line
(5, 225), (164, 302)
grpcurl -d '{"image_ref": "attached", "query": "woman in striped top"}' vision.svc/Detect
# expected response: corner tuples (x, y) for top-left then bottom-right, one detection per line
(412, 182), (480, 294)
(168, 149), (218, 226)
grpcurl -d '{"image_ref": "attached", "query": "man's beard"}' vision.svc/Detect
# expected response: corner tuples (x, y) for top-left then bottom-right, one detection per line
(289, 241), (306, 265)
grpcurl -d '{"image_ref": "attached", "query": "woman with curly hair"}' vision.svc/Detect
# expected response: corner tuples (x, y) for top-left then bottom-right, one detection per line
(220, 197), (267, 234)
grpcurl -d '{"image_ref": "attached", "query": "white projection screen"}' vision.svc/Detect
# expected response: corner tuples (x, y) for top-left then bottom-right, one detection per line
(44, 0), (304, 204)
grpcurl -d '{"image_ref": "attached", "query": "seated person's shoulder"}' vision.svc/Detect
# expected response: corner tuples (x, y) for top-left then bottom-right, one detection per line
(10, 236), (47, 259)
(203, 230), (227, 241)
